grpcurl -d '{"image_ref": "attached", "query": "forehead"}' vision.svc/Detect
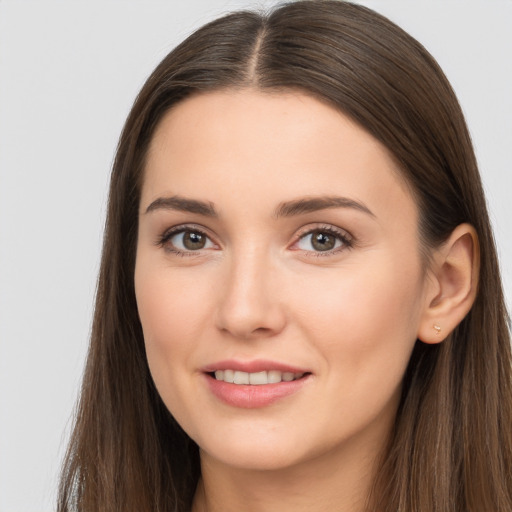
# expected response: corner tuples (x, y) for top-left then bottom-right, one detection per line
(142, 89), (417, 223)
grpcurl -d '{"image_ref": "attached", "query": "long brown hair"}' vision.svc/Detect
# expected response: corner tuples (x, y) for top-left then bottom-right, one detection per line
(58, 1), (512, 510)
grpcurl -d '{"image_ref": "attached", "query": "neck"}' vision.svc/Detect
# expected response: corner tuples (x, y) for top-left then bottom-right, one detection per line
(191, 431), (386, 512)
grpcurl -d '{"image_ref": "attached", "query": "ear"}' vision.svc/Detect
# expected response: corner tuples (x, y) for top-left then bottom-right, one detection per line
(417, 223), (480, 344)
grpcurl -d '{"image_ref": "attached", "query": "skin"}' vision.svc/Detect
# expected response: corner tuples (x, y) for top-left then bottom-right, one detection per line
(135, 89), (437, 512)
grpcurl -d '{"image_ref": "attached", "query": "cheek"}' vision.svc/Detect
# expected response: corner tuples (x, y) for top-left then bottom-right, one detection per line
(134, 268), (206, 437)
(288, 258), (424, 444)
(135, 261), (210, 343)
(134, 264), (203, 390)
(292, 254), (424, 382)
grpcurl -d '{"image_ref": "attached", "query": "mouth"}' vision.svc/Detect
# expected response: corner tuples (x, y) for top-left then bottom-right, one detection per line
(208, 369), (308, 385)
(202, 361), (312, 408)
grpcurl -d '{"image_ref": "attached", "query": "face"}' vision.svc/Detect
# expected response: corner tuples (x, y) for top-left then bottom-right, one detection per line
(135, 90), (430, 472)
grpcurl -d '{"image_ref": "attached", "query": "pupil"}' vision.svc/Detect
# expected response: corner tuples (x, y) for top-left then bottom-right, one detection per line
(183, 231), (206, 250)
(312, 231), (335, 251)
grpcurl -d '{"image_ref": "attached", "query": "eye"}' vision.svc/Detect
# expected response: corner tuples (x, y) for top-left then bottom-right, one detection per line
(294, 227), (352, 254)
(159, 226), (217, 254)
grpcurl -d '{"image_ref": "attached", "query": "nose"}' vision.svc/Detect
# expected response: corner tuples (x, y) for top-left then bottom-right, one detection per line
(215, 249), (287, 340)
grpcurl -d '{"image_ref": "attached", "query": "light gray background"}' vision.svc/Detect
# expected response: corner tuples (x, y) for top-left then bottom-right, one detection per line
(0, 1), (510, 510)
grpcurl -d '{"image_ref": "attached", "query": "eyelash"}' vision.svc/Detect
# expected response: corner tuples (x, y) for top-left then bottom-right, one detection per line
(156, 224), (214, 257)
(156, 224), (354, 257)
(293, 224), (354, 257)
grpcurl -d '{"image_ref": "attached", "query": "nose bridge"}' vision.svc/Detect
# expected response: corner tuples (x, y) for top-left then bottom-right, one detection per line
(215, 242), (285, 338)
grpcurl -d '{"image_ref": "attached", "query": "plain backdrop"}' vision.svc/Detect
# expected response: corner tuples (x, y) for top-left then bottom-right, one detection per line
(0, 1), (510, 510)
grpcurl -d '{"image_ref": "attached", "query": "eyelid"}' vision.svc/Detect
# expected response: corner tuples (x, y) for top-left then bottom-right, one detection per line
(155, 222), (354, 256)
(156, 223), (219, 254)
(290, 223), (354, 255)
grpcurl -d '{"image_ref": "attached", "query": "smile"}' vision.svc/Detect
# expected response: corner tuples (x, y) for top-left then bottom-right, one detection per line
(203, 362), (312, 408)
(213, 370), (306, 385)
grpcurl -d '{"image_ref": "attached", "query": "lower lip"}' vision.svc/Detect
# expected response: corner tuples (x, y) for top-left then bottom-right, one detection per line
(204, 374), (310, 409)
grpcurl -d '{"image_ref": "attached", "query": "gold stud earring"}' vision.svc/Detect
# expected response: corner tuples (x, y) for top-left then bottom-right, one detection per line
(433, 324), (441, 335)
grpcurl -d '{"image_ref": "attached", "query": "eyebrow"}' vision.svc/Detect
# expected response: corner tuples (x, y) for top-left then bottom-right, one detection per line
(144, 194), (374, 218)
(274, 196), (375, 218)
(144, 196), (217, 216)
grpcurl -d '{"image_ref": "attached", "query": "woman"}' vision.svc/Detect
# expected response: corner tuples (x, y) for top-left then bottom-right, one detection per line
(58, 1), (512, 511)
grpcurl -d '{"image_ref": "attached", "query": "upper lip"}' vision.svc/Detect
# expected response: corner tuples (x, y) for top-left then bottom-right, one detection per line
(201, 359), (311, 374)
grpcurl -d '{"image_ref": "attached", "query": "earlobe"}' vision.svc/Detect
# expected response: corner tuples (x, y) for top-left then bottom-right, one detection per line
(417, 223), (480, 344)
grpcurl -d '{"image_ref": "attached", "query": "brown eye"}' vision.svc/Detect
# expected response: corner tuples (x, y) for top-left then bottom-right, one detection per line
(310, 231), (336, 251)
(166, 229), (215, 252)
(183, 231), (206, 250)
(296, 228), (349, 253)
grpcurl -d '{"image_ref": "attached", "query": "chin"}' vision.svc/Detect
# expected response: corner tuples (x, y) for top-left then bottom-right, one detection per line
(200, 443), (305, 472)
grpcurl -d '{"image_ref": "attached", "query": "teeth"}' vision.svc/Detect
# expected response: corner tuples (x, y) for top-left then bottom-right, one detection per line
(267, 370), (282, 383)
(233, 371), (249, 384)
(213, 370), (305, 385)
(249, 371), (267, 385)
